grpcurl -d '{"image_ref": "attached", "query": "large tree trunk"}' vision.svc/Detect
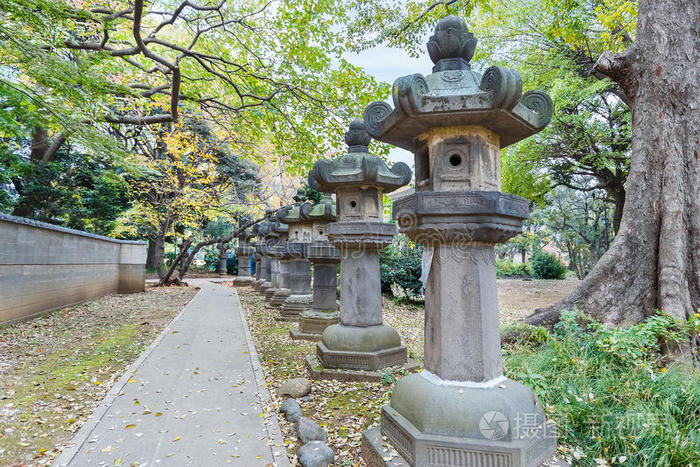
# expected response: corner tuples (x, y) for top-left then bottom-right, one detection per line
(154, 233), (166, 279)
(526, 0), (699, 340)
(146, 237), (158, 269)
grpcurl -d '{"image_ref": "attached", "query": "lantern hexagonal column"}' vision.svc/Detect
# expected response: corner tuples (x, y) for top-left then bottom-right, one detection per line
(305, 120), (418, 381)
(264, 215), (289, 301)
(232, 228), (255, 285)
(277, 190), (314, 320)
(290, 195), (340, 341)
(252, 212), (273, 292)
(361, 16), (557, 467)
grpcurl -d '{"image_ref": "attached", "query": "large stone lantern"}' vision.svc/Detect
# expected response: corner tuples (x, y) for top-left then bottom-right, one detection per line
(252, 211), (273, 291)
(270, 226), (292, 307)
(263, 213), (289, 299)
(277, 189), (314, 320)
(232, 227), (255, 285)
(290, 194), (340, 341)
(361, 16), (556, 466)
(306, 120), (417, 380)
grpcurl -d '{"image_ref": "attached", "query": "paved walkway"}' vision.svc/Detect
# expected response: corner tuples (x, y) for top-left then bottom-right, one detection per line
(54, 280), (288, 467)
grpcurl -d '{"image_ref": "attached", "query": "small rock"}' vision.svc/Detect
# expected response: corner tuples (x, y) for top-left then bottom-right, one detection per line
(277, 378), (312, 398)
(280, 398), (302, 423)
(296, 417), (327, 444)
(300, 395), (311, 403)
(297, 440), (334, 467)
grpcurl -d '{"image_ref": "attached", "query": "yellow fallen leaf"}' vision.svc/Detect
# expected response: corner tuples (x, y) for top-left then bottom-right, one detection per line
(173, 436), (181, 442)
(114, 458), (123, 465)
(167, 453), (175, 457)
(128, 379), (136, 383)
(125, 424), (136, 429)
(143, 411), (151, 415)
(155, 412), (163, 416)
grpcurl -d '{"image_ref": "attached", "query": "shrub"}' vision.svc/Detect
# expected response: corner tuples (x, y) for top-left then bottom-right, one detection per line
(496, 259), (531, 278)
(226, 256), (238, 275)
(203, 247), (220, 271)
(380, 236), (423, 298)
(530, 251), (567, 279)
(501, 322), (550, 347)
(503, 311), (700, 466)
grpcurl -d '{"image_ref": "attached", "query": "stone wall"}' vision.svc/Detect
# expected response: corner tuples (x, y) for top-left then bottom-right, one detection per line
(0, 214), (146, 325)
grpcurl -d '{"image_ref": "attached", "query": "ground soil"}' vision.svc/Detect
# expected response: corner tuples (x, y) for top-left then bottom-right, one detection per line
(0, 286), (197, 467)
(497, 278), (582, 324)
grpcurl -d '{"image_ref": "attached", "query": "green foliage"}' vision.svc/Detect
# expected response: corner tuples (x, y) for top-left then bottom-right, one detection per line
(301, 184), (323, 204)
(226, 256), (239, 275)
(203, 247), (221, 272)
(380, 235), (423, 299)
(495, 259), (531, 278)
(530, 251), (567, 279)
(501, 323), (551, 347)
(381, 369), (397, 386)
(3, 149), (131, 234)
(589, 314), (692, 365)
(504, 311), (700, 466)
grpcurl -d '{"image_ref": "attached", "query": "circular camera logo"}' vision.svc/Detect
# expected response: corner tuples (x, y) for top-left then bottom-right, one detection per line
(479, 411), (509, 440)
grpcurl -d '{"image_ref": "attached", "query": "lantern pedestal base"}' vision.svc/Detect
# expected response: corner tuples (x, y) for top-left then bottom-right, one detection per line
(270, 288), (291, 307)
(362, 371), (557, 467)
(305, 355), (419, 383)
(264, 286), (279, 301)
(232, 276), (254, 285)
(279, 294), (312, 320)
(362, 424), (564, 467)
(290, 310), (339, 341)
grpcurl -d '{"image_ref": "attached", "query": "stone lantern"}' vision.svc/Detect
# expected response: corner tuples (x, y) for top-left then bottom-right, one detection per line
(270, 230), (292, 307)
(290, 194), (340, 341)
(265, 208), (291, 306)
(232, 227), (255, 285)
(277, 189), (314, 320)
(251, 212), (273, 291)
(263, 212), (289, 299)
(361, 16), (556, 466)
(306, 120), (417, 380)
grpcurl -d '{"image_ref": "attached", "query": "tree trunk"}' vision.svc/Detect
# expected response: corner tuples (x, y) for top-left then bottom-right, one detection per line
(609, 183), (626, 234)
(526, 0), (700, 345)
(157, 238), (192, 286)
(154, 233), (166, 278)
(146, 237), (157, 269)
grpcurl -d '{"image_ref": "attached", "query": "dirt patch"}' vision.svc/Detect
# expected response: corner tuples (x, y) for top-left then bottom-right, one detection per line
(0, 286), (197, 466)
(497, 278), (581, 324)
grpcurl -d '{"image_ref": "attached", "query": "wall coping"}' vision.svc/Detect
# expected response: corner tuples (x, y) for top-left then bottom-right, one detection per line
(0, 213), (146, 245)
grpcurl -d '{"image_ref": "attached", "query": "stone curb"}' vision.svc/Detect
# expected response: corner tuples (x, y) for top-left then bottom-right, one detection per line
(232, 287), (291, 467)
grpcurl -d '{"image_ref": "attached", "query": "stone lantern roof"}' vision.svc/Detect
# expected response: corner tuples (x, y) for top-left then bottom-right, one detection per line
(308, 120), (412, 194)
(252, 210), (273, 238)
(277, 188), (308, 226)
(362, 15), (553, 149)
(237, 225), (254, 240)
(300, 194), (336, 223)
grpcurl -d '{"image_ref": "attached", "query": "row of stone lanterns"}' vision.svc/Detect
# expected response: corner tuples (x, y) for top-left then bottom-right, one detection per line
(233, 14), (556, 467)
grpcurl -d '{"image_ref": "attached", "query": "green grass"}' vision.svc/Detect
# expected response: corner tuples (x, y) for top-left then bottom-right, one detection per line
(503, 312), (700, 466)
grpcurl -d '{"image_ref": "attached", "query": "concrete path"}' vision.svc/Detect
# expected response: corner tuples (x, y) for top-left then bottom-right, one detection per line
(54, 280), (288, 467)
